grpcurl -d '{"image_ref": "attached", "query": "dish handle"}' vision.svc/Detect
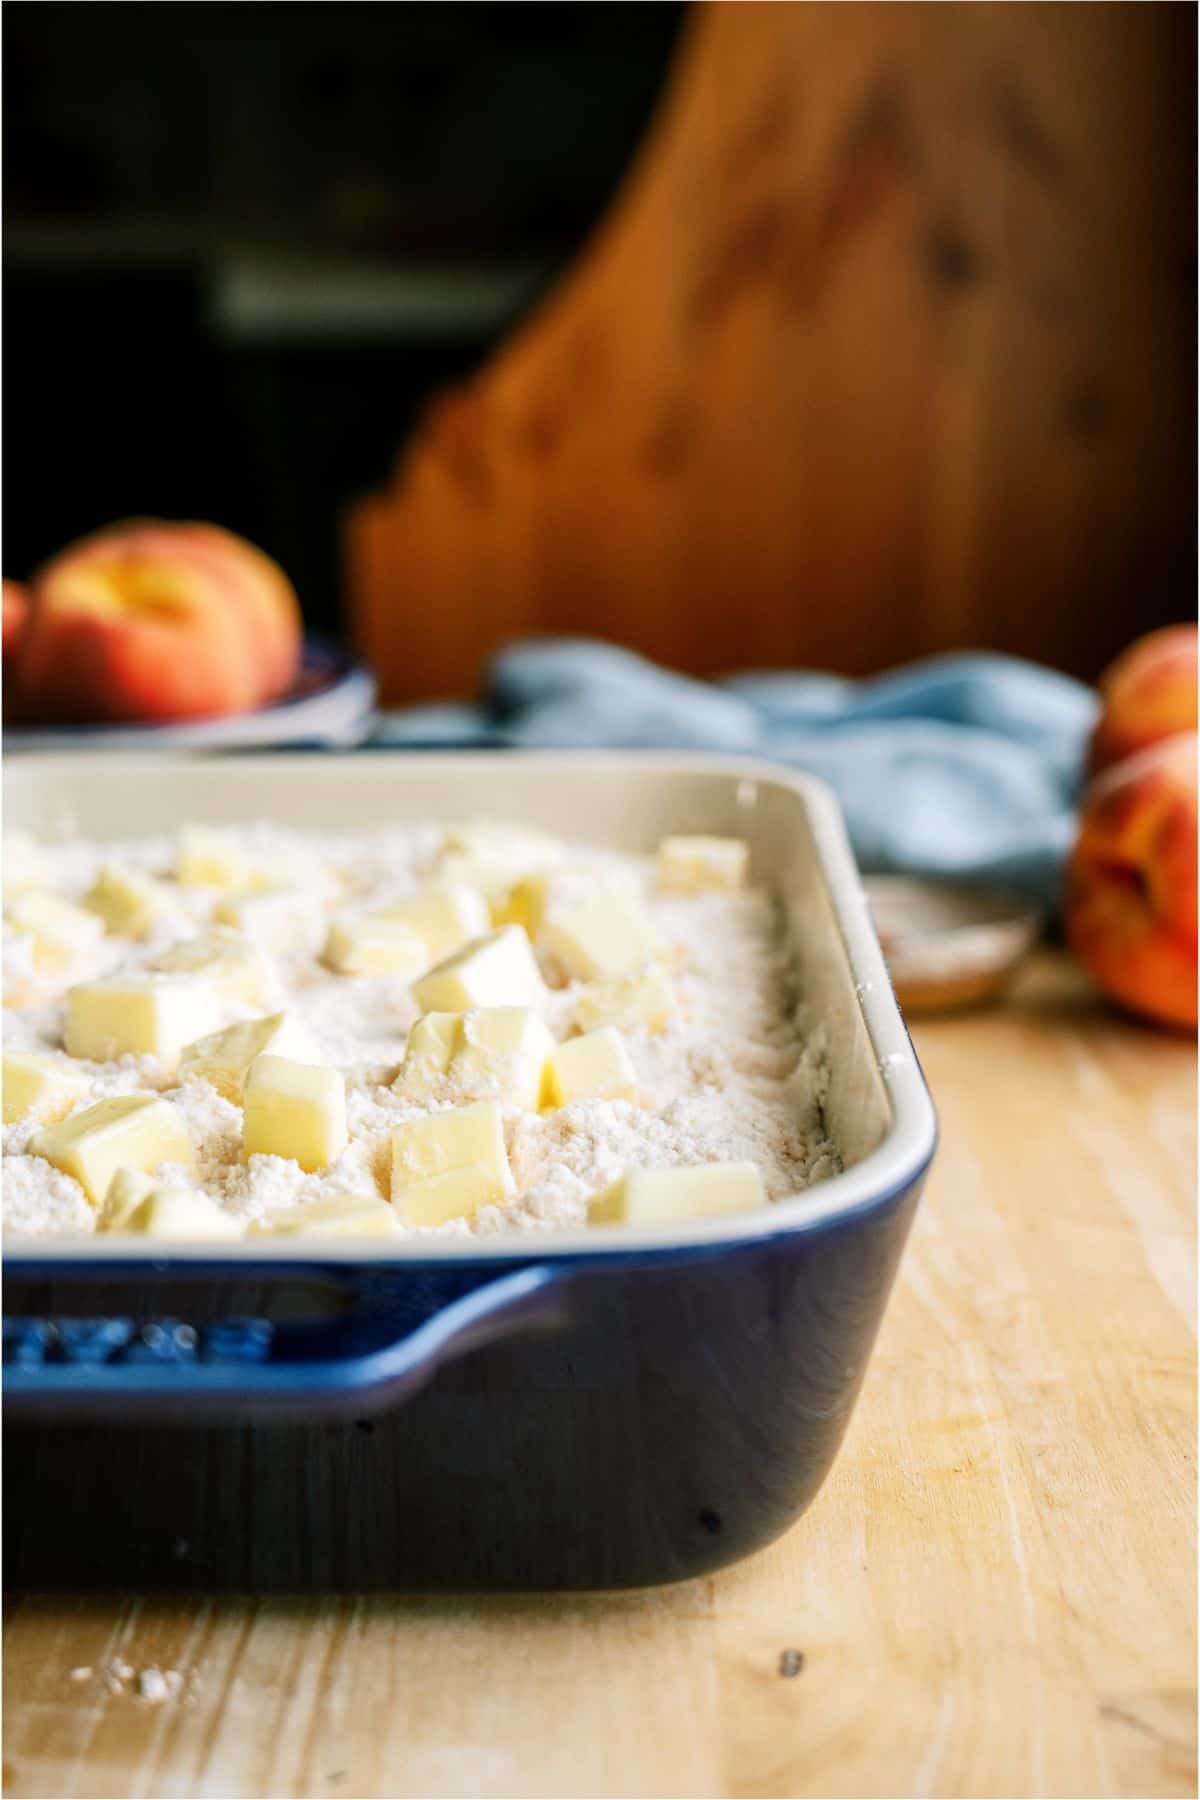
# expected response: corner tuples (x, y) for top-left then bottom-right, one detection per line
(2, 1262), (575, 1423)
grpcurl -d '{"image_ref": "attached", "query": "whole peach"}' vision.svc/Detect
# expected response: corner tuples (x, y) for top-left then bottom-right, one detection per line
(17, 521), (301, 725)
(1089, 624), (1198, 775)
(1065, 732), (1197, 1029)
(2, 580), (30, 661)
(171, 523), (301, 703)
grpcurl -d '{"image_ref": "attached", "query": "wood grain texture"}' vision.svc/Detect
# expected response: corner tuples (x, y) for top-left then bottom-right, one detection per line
(4, 955), (1195, 1799)
(346, 2), (1196, 703)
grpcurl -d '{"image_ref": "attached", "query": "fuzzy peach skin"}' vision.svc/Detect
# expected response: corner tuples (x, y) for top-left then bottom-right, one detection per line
(1089, 624), (1198, 775)
(2, 580), (29, 661)
(16, 521), (301, 725)
(164, 522), (301, 703)
(1065, 732), (1197, 1030)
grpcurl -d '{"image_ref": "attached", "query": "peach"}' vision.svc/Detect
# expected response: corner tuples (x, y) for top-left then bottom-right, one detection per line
(173, 523), (301, 703)
(16, 521), (301, 725)
(2, 580), (29, 661)
(1065, 732), (1197, 1030)
(1089, 624), (1198, 775)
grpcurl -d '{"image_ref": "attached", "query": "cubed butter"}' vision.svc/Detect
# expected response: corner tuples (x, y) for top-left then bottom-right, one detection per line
(434, 852), (522, 918)
(6, 890), (106, 970)
(3, 831), (50, 896)
(82, 862), (184, 939)
(322, 914), (430, 977)
(396, 1164), (505, 1228)
(658, 835), (749, 891)
(541, 887), (656, 981)
(118, 1184), (243, 1240)
(250, 1194), (402, 1240)
(30, 1094), (192, 1206)
(377, 884), (491, 959)
(243, 1055), (347, 1172)
(442, 819), (563, 869)
(545, 1027), (637, 1107)
(65, 974), (224, 1067)
(2, 1050), (90, 1125)
(214, 886), (321, 955)
(399, 1011), (464, 1087)
(493, 872), (553, 934)
(412, 926), (546, 1014)
(179, 1012), (323, 1102)
(438, 822), (562, 924)
(100, 1165), (155, 1229)
(151, 930), (273, 1008)
(454, 1008), (555, 1109)
(573, 966), (676, 1035)
(589, 1162), (766, 1227)
(390, 1099), (510, 1194)
(177, 826), (266, 890)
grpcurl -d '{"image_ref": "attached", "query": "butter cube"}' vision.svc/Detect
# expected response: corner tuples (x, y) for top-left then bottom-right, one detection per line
(659, 835), (749, 891)
(250, 1194), (402, 1240)
(3, 831), (50, 896)
(493, 872), (553, 934)
(398, 1011), (465, 1087)
(177, 826), (264, 890)
(434, 852), (523, 918)
(6, 890), (105, 970)
(546, 1027), (637, 1107)
(322, 914), (430, 977)
(390, 1099), (510, 1194)
(573, 966), (676, 1035)
(376, 885), (490, 959)
(589, 1162), (766, 1227)
(542, 887), (656, 981)
(151, 930), (273, 1008)
(438, 822), (563, 924)
(179, 1012), (323, 1102)
(455, 1008), (555, 1109)
(65, 974), (224, 1067)
(397, 1165), (506, 1228)
(214, 886), (321, 955)
(31, 1094), (192, 1206)
(82, 862), (184, 940)
(443, 819), (563, 869)
(100, 1166), (156, 1229)
(2, 1050), (90, 1125)
(118, 1184), (243, 1241)
(243, 1055), (347, 1172)
(412, 926), (546, 1014)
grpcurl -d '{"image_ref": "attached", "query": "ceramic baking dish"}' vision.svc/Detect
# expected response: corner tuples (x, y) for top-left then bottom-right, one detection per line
(3, 752), (936, 1591)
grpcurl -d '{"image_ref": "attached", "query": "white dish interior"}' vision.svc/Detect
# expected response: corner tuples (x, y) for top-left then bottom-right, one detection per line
(2, 752), (936, 1260)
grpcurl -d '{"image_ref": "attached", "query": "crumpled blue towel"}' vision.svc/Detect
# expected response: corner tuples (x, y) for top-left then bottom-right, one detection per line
(373, 639), (1099, 908)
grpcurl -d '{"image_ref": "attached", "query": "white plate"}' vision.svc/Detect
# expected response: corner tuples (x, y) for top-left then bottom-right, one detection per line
(4, 639), (376, 753)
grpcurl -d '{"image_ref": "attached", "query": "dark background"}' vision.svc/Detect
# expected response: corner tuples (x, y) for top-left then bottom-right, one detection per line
(4, 1), (685, 636)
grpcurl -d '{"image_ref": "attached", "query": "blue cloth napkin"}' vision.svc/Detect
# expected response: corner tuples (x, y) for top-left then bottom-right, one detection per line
(373, 639), (1099, 908)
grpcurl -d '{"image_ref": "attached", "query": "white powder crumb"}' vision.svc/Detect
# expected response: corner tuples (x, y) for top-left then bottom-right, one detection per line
(135, 1667), (171, 1703)
(3, 822), (840, 1237)
(68, 1666), (93, 1683)
(1, 1156), (92, 1236)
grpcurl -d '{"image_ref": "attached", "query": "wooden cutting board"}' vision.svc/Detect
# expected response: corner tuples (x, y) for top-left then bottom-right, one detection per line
(4, 953), (1195, 1799)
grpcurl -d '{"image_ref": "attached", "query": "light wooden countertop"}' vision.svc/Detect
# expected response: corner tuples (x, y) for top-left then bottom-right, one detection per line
(5, 955), (1195, 1799)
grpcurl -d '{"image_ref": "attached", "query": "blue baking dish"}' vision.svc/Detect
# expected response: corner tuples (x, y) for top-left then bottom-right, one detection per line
(3, 752), (936, 1590)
